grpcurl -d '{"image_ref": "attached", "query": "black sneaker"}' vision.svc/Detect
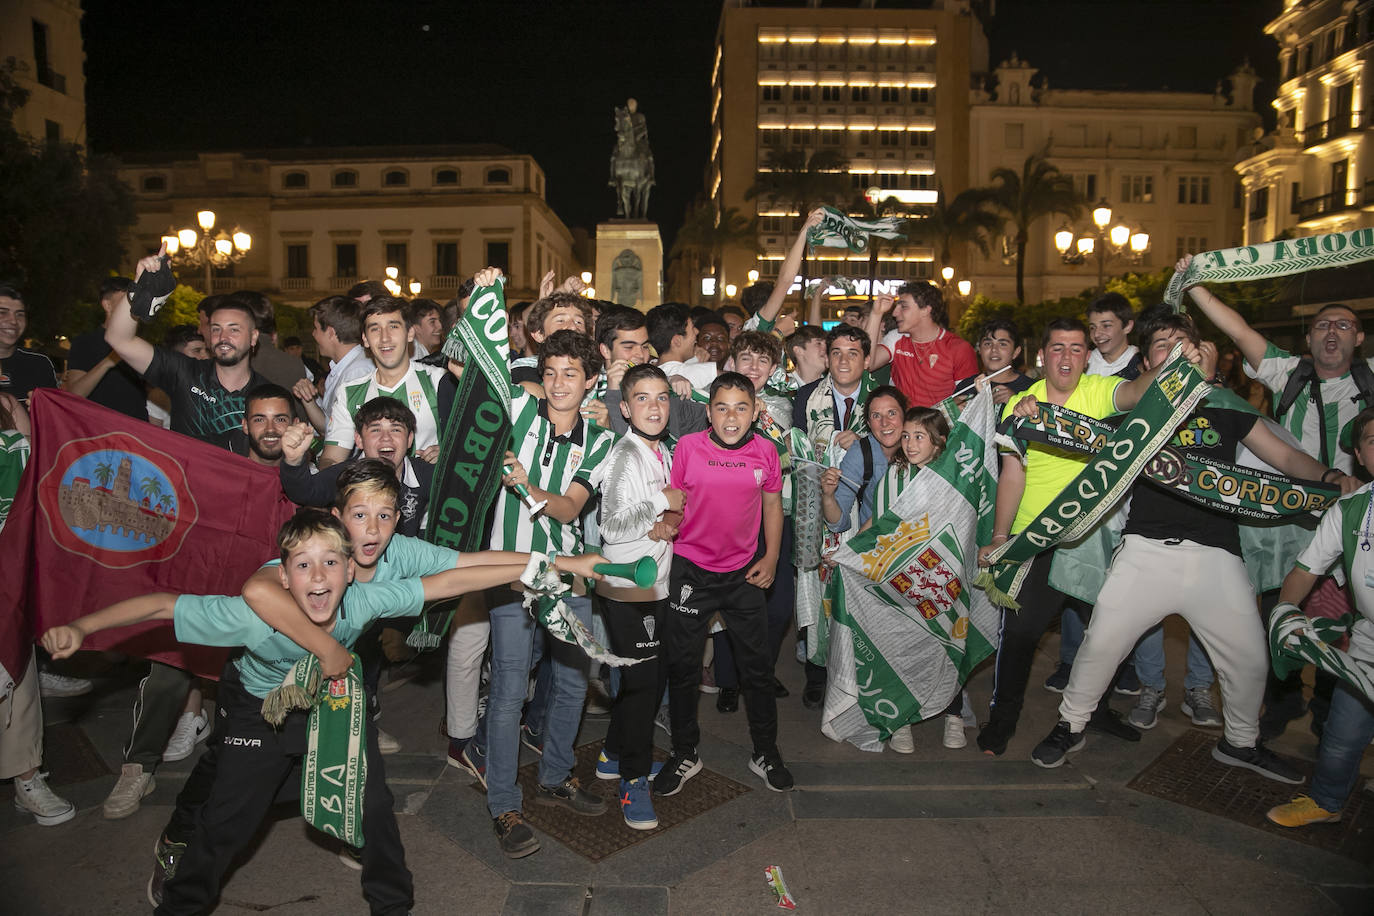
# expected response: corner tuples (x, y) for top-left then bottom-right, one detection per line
(1113, 666), (1142, 697)
(1212, 738), (1305, 785)
(749, 753), (794, 792)
(534, 777), (607, 816)
(1042, 662), (1072, 693)
(716, 687), (740, 713)
(976, 720), (1013, 756)
(772, 677), (790, 699)
(651, 752), (703, 797)
(147, 834), (186, 907)
(493, 811), (540, 858)
(1031, 721), (1086, 769)
(801, 681), (824, 710)
(1087, 708), (1140, 742)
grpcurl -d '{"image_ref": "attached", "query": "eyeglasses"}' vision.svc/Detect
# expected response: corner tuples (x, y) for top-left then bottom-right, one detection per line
(1314, 319), (1359, 332)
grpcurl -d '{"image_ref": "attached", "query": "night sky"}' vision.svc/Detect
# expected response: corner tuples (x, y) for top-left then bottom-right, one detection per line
(82, 0), (1278, 250)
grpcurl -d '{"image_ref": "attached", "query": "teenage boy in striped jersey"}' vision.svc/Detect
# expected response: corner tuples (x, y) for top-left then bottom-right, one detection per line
(459, 327), (621, 858)
(320, 296), (453, 468)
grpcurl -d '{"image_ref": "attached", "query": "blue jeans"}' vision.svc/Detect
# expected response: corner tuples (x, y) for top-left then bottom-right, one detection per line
(1310, 681), (1374, 813)
(477, 595), (591, 818)
(1132, 624), (1214, 691)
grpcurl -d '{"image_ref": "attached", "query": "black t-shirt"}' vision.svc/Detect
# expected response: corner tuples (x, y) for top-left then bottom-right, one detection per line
(0, 348), (58, 404)
(1125, 405), (1258, 555)
(67, 329), (148, 421)
(143, 348), (269, 449)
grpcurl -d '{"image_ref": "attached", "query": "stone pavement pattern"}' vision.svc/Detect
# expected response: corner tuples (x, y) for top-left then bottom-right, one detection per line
(2, 623), (1371, 915)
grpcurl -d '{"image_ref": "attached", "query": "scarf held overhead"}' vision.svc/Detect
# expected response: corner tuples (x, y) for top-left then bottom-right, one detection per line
(1165, 227), (1374, 308)
(807, 205), (906, 254)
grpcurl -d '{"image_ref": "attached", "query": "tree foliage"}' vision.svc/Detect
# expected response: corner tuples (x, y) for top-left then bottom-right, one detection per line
(0, 59), (135, 348)
(669, 203), (759, 304)
(988, 148), (1083, 306)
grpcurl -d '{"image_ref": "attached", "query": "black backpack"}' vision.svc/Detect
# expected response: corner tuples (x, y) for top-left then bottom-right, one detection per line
(1274, 356), (1374, 464)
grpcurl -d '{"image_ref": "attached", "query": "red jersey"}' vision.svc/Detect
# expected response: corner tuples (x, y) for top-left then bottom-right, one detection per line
(879, 328), (978, 407)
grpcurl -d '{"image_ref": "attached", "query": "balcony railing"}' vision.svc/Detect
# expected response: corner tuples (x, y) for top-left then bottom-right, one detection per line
(210, 276), (248, 293)
(1298, 188), (1360, 221)
(429, 275), (460, 290)
(1301, 112), (1361, 147)
(330, 276), (356, 291)
(281, 277), (312, 291)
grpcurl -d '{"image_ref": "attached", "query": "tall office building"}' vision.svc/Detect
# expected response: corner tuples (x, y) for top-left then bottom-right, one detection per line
(709, 0), (989, 306)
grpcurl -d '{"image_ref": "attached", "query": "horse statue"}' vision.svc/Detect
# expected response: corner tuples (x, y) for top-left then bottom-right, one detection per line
(609, 99), (655, 219)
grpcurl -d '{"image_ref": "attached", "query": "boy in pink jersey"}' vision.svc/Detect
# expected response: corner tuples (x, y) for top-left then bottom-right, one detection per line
(653, 372), (793, 796)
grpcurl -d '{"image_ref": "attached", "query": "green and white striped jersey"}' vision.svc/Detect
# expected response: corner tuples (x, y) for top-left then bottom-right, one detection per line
(327, 363), (447, 453)
(1249, 343), (1374, 474)
(489, 390), (619, 555)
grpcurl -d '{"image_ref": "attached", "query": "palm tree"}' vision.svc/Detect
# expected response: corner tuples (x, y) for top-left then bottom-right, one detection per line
(93, 461), (114, 489)
(747, 148), (852, 306)
(138, 476), (163, 506)
(988, 148), (1084, 305)
(669, 203), (760, 304)
(920, 185), (1004, 276)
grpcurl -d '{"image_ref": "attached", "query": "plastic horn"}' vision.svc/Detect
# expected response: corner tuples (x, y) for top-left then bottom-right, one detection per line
(593, 556), (658, 589)
(503, 465), (547, 517)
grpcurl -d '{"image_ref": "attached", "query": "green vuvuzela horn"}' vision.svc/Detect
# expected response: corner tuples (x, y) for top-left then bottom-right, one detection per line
(593, 557), (658, 589)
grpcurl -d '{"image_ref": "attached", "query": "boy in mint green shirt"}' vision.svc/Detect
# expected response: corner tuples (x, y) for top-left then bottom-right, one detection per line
(42, 506), (599, 915)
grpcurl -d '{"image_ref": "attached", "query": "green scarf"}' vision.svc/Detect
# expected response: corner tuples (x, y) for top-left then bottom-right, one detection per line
(807, 205), (906, 254)
(1269, 602), (1374, 705)
(262, 654), (369, 849)
(1166, 227), (1374, 309)
(999, 399), (1339, 521)
(978, 349), (1210, 609)
(412, 279), (514, 648)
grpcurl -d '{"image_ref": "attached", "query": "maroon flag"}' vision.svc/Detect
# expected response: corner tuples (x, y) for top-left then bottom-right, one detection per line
(0, 389), (296, 683)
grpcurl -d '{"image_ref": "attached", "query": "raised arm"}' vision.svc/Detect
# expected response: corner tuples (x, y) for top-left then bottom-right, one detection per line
(62, 352), (121, 399)
(756, 209), (826, 326)
(1176, 255), (1269, 370)
(40, 593), (178, 659)
(104, 248), (165, 376)
(419, 551), (604, 601)
(1241, 419), (1361, 493)
(866, 295), (894, 371)
(1113, 339), (1208, 411)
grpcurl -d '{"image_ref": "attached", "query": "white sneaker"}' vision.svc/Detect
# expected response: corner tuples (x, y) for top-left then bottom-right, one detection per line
(888, 725), (915, 754)
(375, 727), (401, 755)
(337, 846), (363, 871)
(103, 763), (156, 819)
(943, 714), (968, 749)
(13, 772), (75, 826)
(162, 709), (211, 762)
(39, 671), (92, 698)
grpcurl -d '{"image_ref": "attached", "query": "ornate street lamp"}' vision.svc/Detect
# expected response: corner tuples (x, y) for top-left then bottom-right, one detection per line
(1054, 198), (1149, 292)
(162, 210), (251, 294)
(382, 266), (423, 297)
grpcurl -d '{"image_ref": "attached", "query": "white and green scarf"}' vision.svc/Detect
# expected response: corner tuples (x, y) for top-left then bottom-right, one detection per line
(262, 654), (369, 849)
(807, 205), (906, 254)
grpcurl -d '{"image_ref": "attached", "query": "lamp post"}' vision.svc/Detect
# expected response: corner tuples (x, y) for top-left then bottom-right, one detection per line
(382, 266), (422, 298)
(1053, 198), (1149, 292)
(161, 210), (251, 294)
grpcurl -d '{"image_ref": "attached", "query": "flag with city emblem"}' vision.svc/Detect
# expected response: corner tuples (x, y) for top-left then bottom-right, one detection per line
(821, 388), (999, 750)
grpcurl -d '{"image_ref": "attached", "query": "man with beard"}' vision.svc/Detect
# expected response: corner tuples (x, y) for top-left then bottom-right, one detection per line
(106, 264), (270, 450)
(99, 250), (275, 820)
(229, 384), (293, 466)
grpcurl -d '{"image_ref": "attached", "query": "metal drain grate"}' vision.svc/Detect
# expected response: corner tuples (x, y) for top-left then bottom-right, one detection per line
(1127, 730), (1373, 864)
(476, 742), (751, 862)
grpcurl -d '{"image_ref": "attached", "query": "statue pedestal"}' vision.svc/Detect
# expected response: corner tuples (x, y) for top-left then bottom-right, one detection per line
(595, 221), (663, 312)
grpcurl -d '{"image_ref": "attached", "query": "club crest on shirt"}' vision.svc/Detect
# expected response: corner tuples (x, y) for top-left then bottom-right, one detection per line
(38, 433), (197, 569)
(679, 583), (693, 605)
(642, 615), (656, 641)
(754, 468), (763, 485)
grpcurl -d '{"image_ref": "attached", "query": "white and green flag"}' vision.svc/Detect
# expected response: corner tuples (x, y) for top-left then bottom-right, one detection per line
(821, 389), (1000, 750)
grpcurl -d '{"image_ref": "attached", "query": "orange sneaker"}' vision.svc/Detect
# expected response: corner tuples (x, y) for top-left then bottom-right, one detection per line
(1266, 795), (1341, 828)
